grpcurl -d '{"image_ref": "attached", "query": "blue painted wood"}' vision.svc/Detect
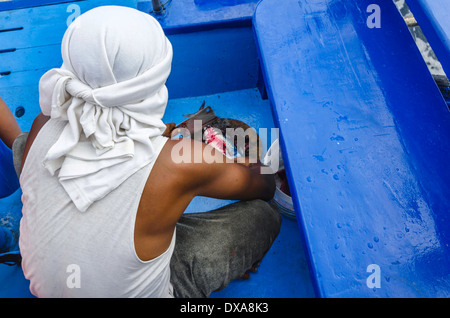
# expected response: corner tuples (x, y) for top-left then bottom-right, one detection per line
(0, 0), (141, 132)
(167, 27), (259, 99)
(254, 0), (450, 297)
(406, 0), (450, 77)
(137, 0), (259, 34)
(0, 0), (78, 12)
(0, 141), (19, 199)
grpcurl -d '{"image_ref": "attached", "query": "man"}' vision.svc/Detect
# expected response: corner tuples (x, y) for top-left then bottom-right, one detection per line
(0, 97), (21, 150)
(14, 5), (281, 297)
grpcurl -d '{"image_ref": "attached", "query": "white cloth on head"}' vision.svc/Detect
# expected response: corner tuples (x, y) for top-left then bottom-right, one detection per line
(38, 6), (173, 211)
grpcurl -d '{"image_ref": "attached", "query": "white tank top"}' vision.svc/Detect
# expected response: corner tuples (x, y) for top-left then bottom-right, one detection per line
(19, 119), (174, 297)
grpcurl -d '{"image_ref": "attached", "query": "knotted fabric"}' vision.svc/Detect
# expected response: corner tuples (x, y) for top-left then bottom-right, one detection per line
(38, 6), (173, 211)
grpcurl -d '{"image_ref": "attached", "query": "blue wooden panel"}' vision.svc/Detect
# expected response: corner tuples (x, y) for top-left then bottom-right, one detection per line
(0, 44), (61, 73)
(0, 141), (19, 199)
(254, 0), (450, 297)
(0, 0), (140, 133)
(137, 0), (259, 34)
(139, 0), (262, 98)
(0, 5), (77, 49)
(406, 0), (450, 77)
(167, 26), (259, 99)
(0, 0), (77, 12)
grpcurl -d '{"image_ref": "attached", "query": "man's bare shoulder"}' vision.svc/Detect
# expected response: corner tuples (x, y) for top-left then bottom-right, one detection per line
(162, 137), (229, 169)
(21, 113), (50, 171)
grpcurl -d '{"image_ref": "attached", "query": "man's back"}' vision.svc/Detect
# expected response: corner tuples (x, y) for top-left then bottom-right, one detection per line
(19, 114), (276, 297)
(19, 118), (175, 297)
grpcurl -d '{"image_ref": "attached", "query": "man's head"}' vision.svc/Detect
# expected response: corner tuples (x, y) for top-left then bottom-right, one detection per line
(62, 5), (171, 88)
(38, 6), (174, 211)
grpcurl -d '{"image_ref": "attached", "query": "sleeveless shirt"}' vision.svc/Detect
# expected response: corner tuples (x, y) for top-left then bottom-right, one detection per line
(19, 118), (174, 297)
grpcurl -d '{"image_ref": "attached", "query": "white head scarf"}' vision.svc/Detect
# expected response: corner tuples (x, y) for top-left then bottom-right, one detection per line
(38, 6), (173, 212)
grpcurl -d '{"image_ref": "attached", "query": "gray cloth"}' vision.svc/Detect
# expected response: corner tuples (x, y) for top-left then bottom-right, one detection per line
(12, 132), (28, 178)
(171, 200), (281, 298)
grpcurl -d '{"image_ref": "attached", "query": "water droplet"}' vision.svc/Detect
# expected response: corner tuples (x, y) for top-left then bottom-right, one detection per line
(373, 236), (379, 243)
(333, 174), (339, 180)
(367, 242), (373, 249)
(313, 155), (324, 161)
(306, 176), (312, 182)
(337, 223), (342, 228)
(330, 135), (345, 141)
(334, 243), (339, 249)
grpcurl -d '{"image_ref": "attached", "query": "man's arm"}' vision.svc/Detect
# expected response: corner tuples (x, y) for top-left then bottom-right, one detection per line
(174, 138), (276, 202)
(0, 97), (21, 149)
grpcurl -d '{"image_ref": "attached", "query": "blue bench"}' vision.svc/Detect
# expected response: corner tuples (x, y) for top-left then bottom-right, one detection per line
(254, 0), (450, 297)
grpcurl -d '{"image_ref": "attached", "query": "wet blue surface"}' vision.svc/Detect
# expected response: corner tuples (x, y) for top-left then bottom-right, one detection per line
(254, 0), (450, 297)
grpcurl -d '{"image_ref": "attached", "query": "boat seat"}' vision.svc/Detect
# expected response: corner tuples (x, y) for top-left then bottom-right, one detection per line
(253, 0), (450, 297)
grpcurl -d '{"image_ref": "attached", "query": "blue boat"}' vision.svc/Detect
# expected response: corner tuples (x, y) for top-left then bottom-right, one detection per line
(0, 0), (449, 298)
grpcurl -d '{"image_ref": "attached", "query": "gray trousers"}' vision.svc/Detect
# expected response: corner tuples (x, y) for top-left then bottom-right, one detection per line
(13, 133), (282, 298)
(171, 200), (282, 298)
